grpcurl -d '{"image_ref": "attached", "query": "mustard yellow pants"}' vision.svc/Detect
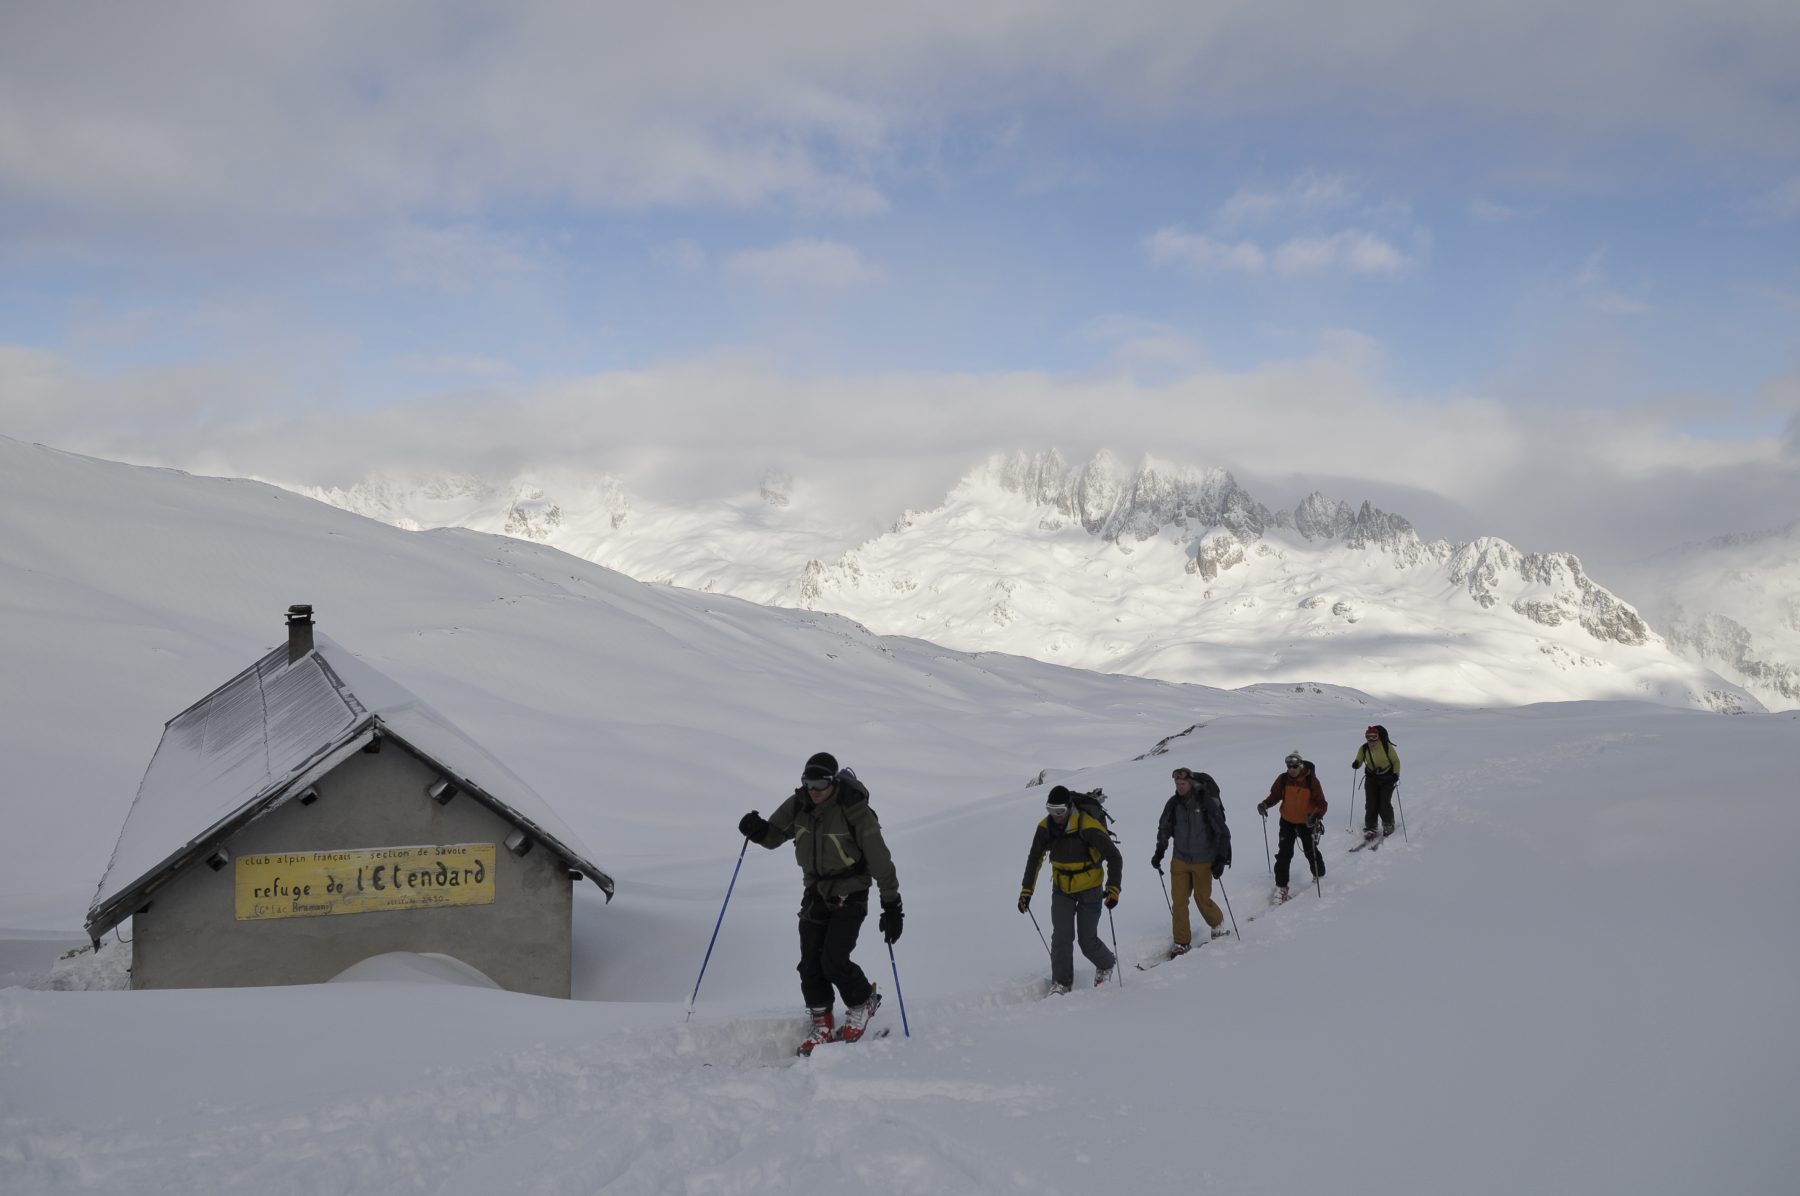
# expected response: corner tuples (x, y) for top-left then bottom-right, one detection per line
(1169, 858), (1224, 947)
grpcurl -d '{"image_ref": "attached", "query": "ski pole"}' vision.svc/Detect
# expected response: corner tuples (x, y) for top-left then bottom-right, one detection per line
(887, 942), (911, 1038)
(1158, 867), (1172, 913)
(1106, 904), (1123, 986)
(1309, 822), (1323, 899)
(1027, 906), (1052, 960)
(1348, 770), (1362, 832)
(1395, 782), (1409, 843)
(1260, 811), (1272, 874)
(686, 837), (749, 1021)
(1217, 874), (1241, 940)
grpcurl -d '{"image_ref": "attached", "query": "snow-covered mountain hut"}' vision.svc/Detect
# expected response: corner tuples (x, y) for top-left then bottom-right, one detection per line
(85, 606), (613, 998)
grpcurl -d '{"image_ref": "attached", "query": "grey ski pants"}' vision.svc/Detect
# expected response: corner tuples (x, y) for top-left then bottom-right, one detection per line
(1050, 887), (1115, 987)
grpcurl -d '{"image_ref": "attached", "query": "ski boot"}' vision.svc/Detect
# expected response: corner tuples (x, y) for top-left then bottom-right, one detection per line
(797, 1007), (837, 1056)
(1093, 965), (1113, 987)
(840, 986), (882, 1042)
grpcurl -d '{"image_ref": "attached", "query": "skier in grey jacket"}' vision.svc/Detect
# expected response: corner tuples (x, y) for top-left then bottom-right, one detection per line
(1150, 766), (1232, 957)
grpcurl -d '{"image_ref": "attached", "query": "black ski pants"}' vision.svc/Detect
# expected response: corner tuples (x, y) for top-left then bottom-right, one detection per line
(1274, 819), (1325, 888)
(797, 889), (874, 1011)
(1362, 772), (1397, 833)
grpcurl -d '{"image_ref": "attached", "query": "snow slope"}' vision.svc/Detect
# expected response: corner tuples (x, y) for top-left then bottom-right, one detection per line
(0, 435), (1238, 931)
(294, 450), (1759, 713)
(2, 435), (1796, 1194)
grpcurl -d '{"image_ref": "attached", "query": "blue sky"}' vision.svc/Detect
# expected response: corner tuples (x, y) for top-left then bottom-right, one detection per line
(2, 1), (1797, 565)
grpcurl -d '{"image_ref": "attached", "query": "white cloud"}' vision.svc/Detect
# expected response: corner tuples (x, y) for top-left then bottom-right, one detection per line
(1144, 226), (1267, 273)
(1151, 170), (1420, 280)
(3, 2), (1795, 232)
(1272, 231), (1410, 276)
(1216, 172), (1359, 228)
(1470, 198), (1533, 223)
(8, 342), (1793, 572)
(724, 239), (882, 290)
(1148, 222), (1411, 279)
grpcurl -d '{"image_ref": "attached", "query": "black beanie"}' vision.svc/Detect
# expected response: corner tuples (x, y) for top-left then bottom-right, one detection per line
(1046, 785), (1071, 802)
(802, 752), (839, 781)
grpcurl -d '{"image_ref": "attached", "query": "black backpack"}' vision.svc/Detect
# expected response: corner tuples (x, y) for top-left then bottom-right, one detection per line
(1069, 788), (1118, 841)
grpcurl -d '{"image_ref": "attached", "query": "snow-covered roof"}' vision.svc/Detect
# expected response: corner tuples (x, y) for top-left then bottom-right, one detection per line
(87, 634), (612, 940)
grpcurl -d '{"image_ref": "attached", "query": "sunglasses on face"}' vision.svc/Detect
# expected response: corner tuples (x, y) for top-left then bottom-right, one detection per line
(803, 776), (834, 791)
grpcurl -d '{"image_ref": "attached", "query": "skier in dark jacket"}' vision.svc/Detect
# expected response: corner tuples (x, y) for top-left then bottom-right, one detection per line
(1019, 785), (1122, 993)
(1351, 724), (1401, 843)
(739, 752), (901, 1054)
(1151, 766), (1232, 956)
(1255, 748), (1328, 903)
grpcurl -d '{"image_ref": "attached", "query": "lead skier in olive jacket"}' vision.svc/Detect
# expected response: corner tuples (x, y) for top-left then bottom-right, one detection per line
(739, 752), (901, 1053)
(1151, 766), (1232, 955)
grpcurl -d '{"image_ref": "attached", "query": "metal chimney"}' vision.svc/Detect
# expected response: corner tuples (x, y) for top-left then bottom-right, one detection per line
(286, 604), (315, 663)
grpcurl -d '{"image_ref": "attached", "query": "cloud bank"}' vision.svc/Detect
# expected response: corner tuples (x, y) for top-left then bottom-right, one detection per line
(5, 343), (1793, 578)
(5, 2), (1797, 234)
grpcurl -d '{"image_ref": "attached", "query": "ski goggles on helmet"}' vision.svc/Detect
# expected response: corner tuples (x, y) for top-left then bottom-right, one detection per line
(1284, 755), (1303, 767)
(1171, 768), (1193, 781)
(802, 775), (835, 791)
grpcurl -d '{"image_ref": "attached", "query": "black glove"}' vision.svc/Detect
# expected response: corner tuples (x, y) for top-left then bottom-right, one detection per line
(1211, 861), (1226, 880)
(1017, 891), (1031, 913)
(879, 899), (903, 944)
(738, 810), (768, 840)
(1151, 853), (1164, 874)
(1103, 886), (1120, 909)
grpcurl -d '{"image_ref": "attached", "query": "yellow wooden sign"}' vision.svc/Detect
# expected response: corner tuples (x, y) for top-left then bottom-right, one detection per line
(234, 844), (497, 921)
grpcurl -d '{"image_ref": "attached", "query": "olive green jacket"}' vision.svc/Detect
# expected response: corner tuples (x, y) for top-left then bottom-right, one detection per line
(751, 774), (900, 905)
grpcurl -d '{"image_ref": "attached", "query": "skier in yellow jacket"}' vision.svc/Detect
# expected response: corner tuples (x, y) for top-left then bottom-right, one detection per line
(1352, 725), (1401, 843)
(1019, 785), (1123, 993)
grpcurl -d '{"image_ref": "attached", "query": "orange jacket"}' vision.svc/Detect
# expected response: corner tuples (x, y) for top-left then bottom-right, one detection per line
(1261, 765), (1328, 824)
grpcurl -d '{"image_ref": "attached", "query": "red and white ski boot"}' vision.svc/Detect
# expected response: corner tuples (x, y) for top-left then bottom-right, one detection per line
(797, 1007), (837, 1056)
(840, 986), (882, 1042)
